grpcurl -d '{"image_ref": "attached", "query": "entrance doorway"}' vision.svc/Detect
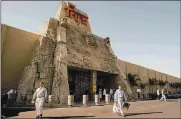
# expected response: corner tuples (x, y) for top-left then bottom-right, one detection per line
(96, 71), (117, 101)
(68, 67), (91, 102)
(68, 67), (117, 102)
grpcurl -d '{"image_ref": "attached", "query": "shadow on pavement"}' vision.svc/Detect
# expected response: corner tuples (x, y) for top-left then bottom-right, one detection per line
(166, 100), (178, 102)
(91, 104), (104, 107)
(43, 115), (95, 119)
(1, 107), (35, 117)
(125, 112), (163, 117)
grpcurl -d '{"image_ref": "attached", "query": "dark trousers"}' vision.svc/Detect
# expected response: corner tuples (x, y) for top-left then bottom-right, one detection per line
(110, 94), (114, 100)
(157, 94), (160, 99)
(137, 93), (140, 99)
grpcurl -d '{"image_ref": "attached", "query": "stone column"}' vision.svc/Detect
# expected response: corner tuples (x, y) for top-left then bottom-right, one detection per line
(51, 25), (69, 105)
(91, 70), (97, 99)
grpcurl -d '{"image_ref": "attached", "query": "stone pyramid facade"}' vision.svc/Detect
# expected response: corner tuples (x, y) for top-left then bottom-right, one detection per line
(17, 2), (133, 105)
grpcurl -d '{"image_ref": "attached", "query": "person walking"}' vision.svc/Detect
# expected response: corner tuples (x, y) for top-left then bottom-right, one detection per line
(103, 88), (106, 100)
(114, 86), (127, 117)
(136, 88), (141, 99)
(32, 82), (47, 119)
(160, 88), (167, 102)
(7, 88), (17, 106)
(110, 89), (114, 101)
(113, 92), (119, 114)
(156, 88), (160, 100)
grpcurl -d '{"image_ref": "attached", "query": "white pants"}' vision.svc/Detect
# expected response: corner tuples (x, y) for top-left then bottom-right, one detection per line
(113, 103), (119, 113)
(35, 97), (45, 115)
(160, 94), (166, 101)
(117, 98), (124, 115)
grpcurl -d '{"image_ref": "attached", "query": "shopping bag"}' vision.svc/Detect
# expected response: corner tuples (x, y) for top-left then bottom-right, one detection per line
(123, 102), (130, 110)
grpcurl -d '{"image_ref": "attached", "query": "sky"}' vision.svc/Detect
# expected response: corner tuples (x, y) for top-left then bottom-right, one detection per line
(1, 1), (180, 78)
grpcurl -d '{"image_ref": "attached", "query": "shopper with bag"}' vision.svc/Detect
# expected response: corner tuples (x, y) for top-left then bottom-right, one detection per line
(113, 92), (119, 113)
(32, 82), (47, 119)
(114, 85), (127, 117)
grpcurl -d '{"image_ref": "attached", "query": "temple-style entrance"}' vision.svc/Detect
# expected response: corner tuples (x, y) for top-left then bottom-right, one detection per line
(68, 66), (118, 102)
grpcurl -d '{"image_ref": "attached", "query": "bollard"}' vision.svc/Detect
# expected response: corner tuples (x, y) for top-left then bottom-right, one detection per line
(48, 95), (55, 107)
(105, 94), (110, 104)
(83, 95), (88, 106)
(95, 94), (100, 105)
(68, 95), (74, 107)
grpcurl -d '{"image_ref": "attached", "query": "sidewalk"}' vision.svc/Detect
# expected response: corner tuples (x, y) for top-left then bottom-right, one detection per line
(8, 99), (180, 118)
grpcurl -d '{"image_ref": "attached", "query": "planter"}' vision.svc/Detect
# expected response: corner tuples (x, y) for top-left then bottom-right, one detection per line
(95, 94), (100, 105)
(68, 95), (74, 107)
(105, 94), (110, 104)
(48, 95), (55, 107)
(83, 95), (88, 106)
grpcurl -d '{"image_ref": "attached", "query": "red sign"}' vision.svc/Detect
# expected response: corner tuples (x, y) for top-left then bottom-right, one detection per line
(65, 2), (89, 25)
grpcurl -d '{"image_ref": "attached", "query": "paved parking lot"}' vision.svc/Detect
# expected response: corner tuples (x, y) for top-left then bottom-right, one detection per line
(10, 99), (181, 118)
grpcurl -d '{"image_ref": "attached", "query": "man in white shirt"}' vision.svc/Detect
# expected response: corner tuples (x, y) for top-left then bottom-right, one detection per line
(114, 86), (127, 117)
(160, 89), (166, 102)
(136, 88), (141, 99)
(156, 88), (160, 100)
(32, 82), (47, 119)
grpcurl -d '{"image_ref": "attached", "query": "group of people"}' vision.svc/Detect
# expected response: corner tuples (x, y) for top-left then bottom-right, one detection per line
(8, 83), (169, 118)
(5, 82), (169, 118)
(156, 88), (167, 101)
(102, 88), (116, 101)
(32, 82), (128, 118)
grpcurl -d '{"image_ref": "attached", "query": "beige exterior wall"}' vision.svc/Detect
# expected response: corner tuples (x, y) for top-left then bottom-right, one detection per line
(147, 69), (156, 79)
(161, 73), (167, 81)
(138, 66), (148, 83)
(170, 76), (175, 83)
(161, 73), (167, 89)
(170, 76), (175, 92)
(175, 77), (181, 92)
(155, 71), (162, 80)
(117, 60), (179, 93)
(1, 24), (40, 92)
(166, 75), (171, 92)
(126, 61), (138, 74)
(166, 75), (171, 82)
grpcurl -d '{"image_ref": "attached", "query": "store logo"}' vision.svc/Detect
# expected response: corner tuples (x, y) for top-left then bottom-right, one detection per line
(65, 2), (89, 25)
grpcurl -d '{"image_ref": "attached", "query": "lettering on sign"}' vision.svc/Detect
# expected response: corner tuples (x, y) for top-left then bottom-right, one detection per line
(65, 2), (89, 25)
